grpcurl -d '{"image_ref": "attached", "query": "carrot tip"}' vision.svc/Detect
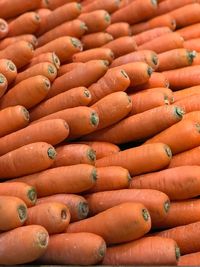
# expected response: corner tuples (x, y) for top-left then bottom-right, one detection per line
(98, 243), (106, 259)
(48, 65), (55, 74)
(175, 246), (181, 261)
(52, 53), (60, 69)
(187, 50), (197, 64)
(104, 13), (111, 23)
(84, 89), (91, 98)
(174, 106), (185, 119)
(121, 70), (129, 78)
(17, 205), (27, 222)
(27, 188), (37, 204)
(71, 38), (83, 51)
(47, 147), (57, 160)
(61, 209), (68, 220)
(92, 168), (98, 182)
(147, 66), (153, 76)
(87, 148), (96, 162)
(22, 107), (30, 122)
(164, 145), (172, 158)
(90, 112), (99, 126)
(37, 232), (49, 248)
(151, 0), (158, 7)
(142, 208), (150, 221)
(152, 55), (158, 66)
(164, 200), (170, 213)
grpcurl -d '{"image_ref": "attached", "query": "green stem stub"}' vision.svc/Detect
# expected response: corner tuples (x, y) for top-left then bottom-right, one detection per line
(27, 188), (37, 204)
(87, 148), (96, 162)
(98, 243), (106, 259)
(71, 38), (83, 51)
(84, 89), (91, 98)
(77, 3), (82, 10)
(61, 209), (67, 220)
(151, 0), (158, 7)
(91, 112), (99, 126)
(47, 147), (57, 160)
(142, 208), (150, 221)
(18, 205), (27, 222)
(7, 61), (16, 72)
(104, 13), (111, 23)
(22, 107), (30, 122)
(152, 55), (158, 66)
(187, 50), (197, 64)
(174, 106), (185, 119)
(175, 246), (181, 261)
(164, 200), (170, 213)
(37, 232), (49, 248)
(164, 145), (172, 158)
(78, 202), (89, 219)
(92, 168), (98, 182)
(48, 65), (55, 74)
(147, 66), (153, 77)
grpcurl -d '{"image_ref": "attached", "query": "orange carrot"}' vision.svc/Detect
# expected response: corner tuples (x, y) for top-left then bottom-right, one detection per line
(177, 23), (200, 40)
(179, 252), (200, 266)
(57, 62), (83, 76)
(82, 0), (120, 13)
(106, 22), (131, 39)
(0, 19), (9, 39)
(102, 236), (180, 265)
(28, 52), (60, 69)
(173, 94), (200, 113)
(52, 144), (96, 167)
(41, 0), (81, 10)
(0, 34), (38, 50)
(82, 105), (183, 144)
(30, 87), (91, 120)
(134, 87), (174, 103)
(184, 38), (200, 52)
(81, 32), (113, 49)
(96, 143), (172, 176)
(37, 194), (89, 222)
(0, 142), (56, 179)
(0, 225), (49, 265)
(0, 75), (51, 110)
(39, 233), (106, 265)
(0, 59), (17, 85)
(183, 111), (200, 122)
(192, 52), (200, 66)
(26, 202), (70, 234)
(12, 164), (97, 197)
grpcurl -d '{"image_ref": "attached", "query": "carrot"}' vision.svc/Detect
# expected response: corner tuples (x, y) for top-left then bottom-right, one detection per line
(130, 165), (200, 200)
(0, 119), (69, 156)
(86, 189), (170, 225)
(118, 0), (137, 8)
(26, 202), (70, 234)
(178, 252), (200, 266)
(52, 144), (96, 167)
(111, 0), (158, 24)
(38, 20), (87, 47)
(0, 0), (41, 19)
(0, 75), (51, 110)
(0, 196), (27, 231)
(82, 105), (183, 144)
(0, 105), (29, 138)
(0, 34), (38, 50)
(39, 232), (106, 265)
(8, 12), (41, 37)
(0, 142), (56, 179)
(0, 225), (48, 264)
(174, 93), (200, 113)
(87, 166), (131, 193)
(81, 32), (113, 50)
(0, 41), (34, 69)
(41, 0), (81, 10)
(37, 194), (89, 222)
(12, 164), (97, 197)
(37, 2), (82, 36)
(183, 111), (200, 122)
(192, 52), (200, 66)
(110, 50), (159, 70)
(131, 14), (176, 35)
(134, 26), (172, 46)
(156, 221), (200, 254)
(0, 182), (36, 208)
(92, 92), (132, 130)
(177, 23), (200, 40)
(34, 36), (83, 63)
(30, 87), (91, 120)
(0, 19), (8, 39)
(129, 90), (169, 115)
(78, 10), (111, 33)
(82, 0), (120, 13)
(88, 68), (130, 105)
(102, 236), (180, 265)
(134, 87), (174, 103)
(96, 143), (172, 176)
(103, 36), (137, 58)
(106, 22), (131, 39)
(72, 48), (114, 64)
(32, 106), (99, 140)
(0, 74), (8, 98)
(0, 59), (17, 85)
(46, 60), (108, 98)
(57, 62), (84, 76)
(36, 8), (52, 19)
(28, 52), (60, 69)
(184, 38), (200, 52)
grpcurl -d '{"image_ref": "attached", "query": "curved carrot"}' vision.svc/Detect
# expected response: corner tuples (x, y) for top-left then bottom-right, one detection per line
(0, 34), (38, 50)
(177, 23), (200, 40)
(0, 59), (17, 85)
(178, 252), (200, 266)
(81, 32), (113, 49)
(29, 53), (60, 71)
(82, 0), (120, 13)
(106, 22), (131, 39)
(0, 142), (56, 179)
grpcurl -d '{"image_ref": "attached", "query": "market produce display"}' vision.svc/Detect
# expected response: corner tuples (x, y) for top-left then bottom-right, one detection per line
(1, 0), (200, 265)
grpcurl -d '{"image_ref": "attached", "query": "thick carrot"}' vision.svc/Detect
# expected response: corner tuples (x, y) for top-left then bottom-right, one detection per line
(47, 60), (108, 98)
(177, 23), (200, 40)
(0, 75), (51, 110)
(111, 0), (158, 24)
(37, 2), (82, 36)
(0, 41), (34, 68)
(0, 59), (17, 85)
(38, 20), (87, 47)
(30, 87), (91, 120)
(173, 94), (200, 112)
(134, 26), (172, 46)
(82, 0), (120, 13)
(130, 165), (200, 200)
(28, 52), (60, 70)
(138, 32), (184, 53)
(110, 50), (159, 70)
(12, 164), (97, 197)
(106, 22), (131, 39)
(0, 74), (8, 98)
(78, 10), (111, 33)
(0, 105), (29, 138)
(52, 144), (96, 167)
(82, 105), (183, 144)
(0, 34), (38, 50)
(0, 225), (49, 265)
(72, 48), (114, 64)
(81, 32), (113, 50)
(26, 202), (70, 234)
(92, 92), (132, 130)
(96, 143), (172, 176)
(41, 0), (81, 10)
(0, 142), (56, 179)
(184, 38), (200, 52)
(134, 87), (174, 103)
(67, 202), (151, 244)
(0, 182), (36, 207)
(178, 252), (200, 266)
(34, 36), (83, 63)
(57, 62), (84, 76)
(129, 90), (169, 114)
(0, 19), (9, 39)
(102, 236), (180, 265)
(156, 221), (200, 254)
(0, 196), (27, 231)
(86, 189), (170, 226)
(103, 36), (137, 58)
(131, 14), (176, 35)
(8, 12), (41, 37)
(88, 68), (130, 105)
(87, 166), (131, 193)
(0, 0), (41, 19)
(37, 194), (89, 222)
(39, 232), (106, 265)
(0, 119), (69, 156)
(32, 106), (99, 140)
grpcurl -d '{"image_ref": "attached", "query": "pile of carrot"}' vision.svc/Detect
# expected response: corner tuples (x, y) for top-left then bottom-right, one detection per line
(2, 0), (200, 265)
